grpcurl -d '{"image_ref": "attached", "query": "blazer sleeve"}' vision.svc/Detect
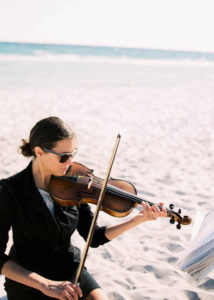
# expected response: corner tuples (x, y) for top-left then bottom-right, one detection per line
(77, 203), (110, 248)
(0, 180), (16, 273)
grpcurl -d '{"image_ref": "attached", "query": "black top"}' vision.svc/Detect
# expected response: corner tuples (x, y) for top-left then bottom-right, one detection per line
(0, 161), (109, 280)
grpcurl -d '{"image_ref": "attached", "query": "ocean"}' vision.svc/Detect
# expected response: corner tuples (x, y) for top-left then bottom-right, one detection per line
(1, 41), (214, 60)
(0, 41), (214, 89)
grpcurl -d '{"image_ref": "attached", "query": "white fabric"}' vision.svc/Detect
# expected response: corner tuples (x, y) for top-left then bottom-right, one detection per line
(38, 189), (55, 219)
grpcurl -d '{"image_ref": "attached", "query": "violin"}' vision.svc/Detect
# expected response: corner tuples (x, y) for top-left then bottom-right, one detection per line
(48, 162), (191, 229)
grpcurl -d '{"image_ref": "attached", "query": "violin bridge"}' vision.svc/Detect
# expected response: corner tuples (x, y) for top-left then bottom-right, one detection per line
(87, 177), (93, 190)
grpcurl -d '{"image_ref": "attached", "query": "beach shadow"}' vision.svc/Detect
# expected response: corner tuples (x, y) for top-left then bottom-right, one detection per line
(199, 278), (214, 290)
(185, 290), (200, 300)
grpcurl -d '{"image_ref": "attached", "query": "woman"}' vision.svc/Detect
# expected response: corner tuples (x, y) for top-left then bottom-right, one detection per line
(0, 116), (167, 300)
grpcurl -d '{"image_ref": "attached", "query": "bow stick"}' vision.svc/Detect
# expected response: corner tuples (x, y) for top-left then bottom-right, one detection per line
(74, 134), (121, 284)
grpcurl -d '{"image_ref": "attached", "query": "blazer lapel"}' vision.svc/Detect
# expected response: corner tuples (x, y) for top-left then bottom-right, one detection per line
(22, 161), (59, 228)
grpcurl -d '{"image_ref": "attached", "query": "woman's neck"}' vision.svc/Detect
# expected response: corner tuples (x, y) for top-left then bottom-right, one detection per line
(32, 158), (51, 191)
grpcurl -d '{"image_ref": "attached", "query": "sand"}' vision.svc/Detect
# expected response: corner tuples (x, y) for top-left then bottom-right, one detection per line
(0, 60), (214, 299)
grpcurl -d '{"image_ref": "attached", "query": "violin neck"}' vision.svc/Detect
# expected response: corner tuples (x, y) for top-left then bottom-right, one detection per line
(106, 185), (167, 212)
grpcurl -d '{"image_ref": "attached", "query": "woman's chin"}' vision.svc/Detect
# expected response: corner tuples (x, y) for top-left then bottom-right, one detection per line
(52, 169), (67, 177)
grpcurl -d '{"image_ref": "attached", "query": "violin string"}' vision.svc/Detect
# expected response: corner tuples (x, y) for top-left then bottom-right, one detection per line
(72, 176), (142, 202)
(73, 176), (165, 209)
(72, 176), (169, 212)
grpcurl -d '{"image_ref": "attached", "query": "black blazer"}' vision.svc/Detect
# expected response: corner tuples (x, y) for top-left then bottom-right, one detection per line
(0, 161), (109, 280)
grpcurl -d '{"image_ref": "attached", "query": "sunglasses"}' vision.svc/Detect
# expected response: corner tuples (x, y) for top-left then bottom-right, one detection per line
(43, 147), (78, 163)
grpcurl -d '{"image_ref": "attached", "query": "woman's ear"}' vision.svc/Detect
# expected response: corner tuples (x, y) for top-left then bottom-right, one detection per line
(34, 146), (44, 158)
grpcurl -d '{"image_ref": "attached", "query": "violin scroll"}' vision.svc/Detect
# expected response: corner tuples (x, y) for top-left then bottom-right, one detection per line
(167, 204), (191, 230)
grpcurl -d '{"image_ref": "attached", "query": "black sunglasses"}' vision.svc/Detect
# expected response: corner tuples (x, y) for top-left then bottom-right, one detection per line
(43, 147), (78, 163)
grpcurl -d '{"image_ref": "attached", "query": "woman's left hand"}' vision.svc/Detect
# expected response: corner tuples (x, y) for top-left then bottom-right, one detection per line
(133, 201), (167, 224)
(105, 201), (168, 241)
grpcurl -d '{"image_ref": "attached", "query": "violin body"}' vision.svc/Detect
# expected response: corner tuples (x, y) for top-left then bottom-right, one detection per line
(49, 162), (138, 217)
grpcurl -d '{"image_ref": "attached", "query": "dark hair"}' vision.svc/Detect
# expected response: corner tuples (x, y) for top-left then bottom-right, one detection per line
(19, 116), (75, 157)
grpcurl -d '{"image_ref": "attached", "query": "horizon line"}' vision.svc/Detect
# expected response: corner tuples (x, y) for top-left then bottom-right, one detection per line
(1, 39), (214, 55)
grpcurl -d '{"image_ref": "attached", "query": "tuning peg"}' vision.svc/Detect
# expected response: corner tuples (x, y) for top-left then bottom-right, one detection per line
(176, 223), (181, 230)
(178, 208), (181, 214)
(170, 216), (175, 224)
(169, 203), (174, 210)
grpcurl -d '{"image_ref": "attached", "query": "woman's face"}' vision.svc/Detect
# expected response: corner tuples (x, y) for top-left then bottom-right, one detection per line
(38, 138), (77, 176)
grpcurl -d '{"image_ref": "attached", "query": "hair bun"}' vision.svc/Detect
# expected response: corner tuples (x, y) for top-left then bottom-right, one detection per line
(19, 139), (33, 157)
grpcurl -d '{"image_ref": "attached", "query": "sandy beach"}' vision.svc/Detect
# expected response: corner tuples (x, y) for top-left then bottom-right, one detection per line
(1, 56), (214, 299)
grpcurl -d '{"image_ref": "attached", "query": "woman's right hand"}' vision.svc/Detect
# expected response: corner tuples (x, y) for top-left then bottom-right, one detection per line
(40, 279), (83, 299)
(1, 260), (82, 299)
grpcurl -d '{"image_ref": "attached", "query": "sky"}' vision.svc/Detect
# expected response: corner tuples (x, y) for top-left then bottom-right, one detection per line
(0, 0), (214, 52)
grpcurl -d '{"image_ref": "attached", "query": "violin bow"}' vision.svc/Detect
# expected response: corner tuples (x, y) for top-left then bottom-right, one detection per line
(74, 134), (121, 284)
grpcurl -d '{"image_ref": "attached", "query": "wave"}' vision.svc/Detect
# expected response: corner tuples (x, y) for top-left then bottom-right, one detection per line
(0, 53), (213, 67)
